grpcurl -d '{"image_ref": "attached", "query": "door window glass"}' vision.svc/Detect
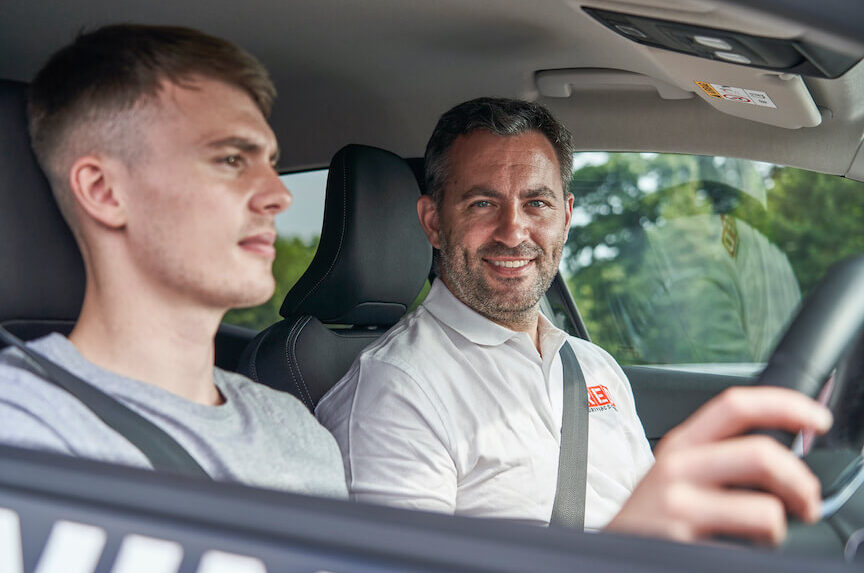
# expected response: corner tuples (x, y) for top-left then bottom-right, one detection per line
(223, 170), (327, 329)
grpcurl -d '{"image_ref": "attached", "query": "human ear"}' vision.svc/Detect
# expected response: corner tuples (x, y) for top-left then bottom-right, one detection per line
(68, 155), (127, 229)
(417, 194), (441, 249)
(563, 192), (574, 233)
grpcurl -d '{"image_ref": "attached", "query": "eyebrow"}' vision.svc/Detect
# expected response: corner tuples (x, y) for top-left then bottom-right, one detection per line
(459, 186), (559, 202)
(522, 187), (558, 200)
(460, 187), (505, 202)
(206, 136), (281, 164)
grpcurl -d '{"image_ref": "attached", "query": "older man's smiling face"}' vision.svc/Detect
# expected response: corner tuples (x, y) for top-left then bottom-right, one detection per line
(422, 130), (573, 329)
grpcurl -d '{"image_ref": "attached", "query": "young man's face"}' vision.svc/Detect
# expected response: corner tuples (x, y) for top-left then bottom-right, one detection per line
(422, 130), (573, 327)
(116, 77), (290, 311)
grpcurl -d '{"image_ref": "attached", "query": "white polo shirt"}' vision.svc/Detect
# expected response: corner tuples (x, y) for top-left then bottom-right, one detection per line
(316, 280), (654, 529)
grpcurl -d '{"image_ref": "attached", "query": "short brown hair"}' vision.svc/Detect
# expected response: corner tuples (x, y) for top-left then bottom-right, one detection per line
(424, 97), (574, 207)
(28, 23), (276, 228)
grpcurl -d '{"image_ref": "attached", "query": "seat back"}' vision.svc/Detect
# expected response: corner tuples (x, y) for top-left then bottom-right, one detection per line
(0, 79), (85, 344)
(239, 144), (432, 410)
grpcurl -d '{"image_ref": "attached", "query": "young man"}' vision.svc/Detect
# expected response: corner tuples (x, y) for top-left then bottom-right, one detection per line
(316, 97), (832, 543)
(0, 24), (347, 498)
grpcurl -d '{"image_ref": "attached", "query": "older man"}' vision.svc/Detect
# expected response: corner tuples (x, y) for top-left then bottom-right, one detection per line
(0, 24), (346, 497)
(316, 97), (830, 544)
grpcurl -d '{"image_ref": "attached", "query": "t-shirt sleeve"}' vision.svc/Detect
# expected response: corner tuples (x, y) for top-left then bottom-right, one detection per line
(0, 399), (73, 454)
(319, 357), (457, 513)
(0, 358), (77, 455)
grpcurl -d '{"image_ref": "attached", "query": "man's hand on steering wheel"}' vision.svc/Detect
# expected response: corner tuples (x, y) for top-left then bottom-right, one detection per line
(606, 386), (832, 545)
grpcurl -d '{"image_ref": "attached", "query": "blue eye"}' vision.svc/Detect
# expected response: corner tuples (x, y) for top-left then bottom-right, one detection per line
(472, 200), (492, 208)
(527, 200), (547, 208)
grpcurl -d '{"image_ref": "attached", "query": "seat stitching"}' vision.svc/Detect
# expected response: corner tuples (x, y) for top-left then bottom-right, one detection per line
(283, 317), (311, 408)
(247, 330), (266, 382)
(293, 154), (349, 310)
(285, 315), (314, 409)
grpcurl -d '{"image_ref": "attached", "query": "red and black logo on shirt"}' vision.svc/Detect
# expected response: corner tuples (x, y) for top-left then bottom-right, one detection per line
(587, 385), (617, 413)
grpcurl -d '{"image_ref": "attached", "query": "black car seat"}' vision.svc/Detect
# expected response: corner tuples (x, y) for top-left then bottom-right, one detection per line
(0, 78), (265, 368)
(0, 79), (85, 343)
(238, 144), (432, 411)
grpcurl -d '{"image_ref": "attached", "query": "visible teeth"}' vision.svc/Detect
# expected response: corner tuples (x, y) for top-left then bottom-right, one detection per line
(490, 260), (530, 268)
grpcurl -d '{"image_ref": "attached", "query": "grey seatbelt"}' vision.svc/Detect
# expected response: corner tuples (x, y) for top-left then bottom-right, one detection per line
(550, 342), (589, 529)
(0, 325), (210, 478)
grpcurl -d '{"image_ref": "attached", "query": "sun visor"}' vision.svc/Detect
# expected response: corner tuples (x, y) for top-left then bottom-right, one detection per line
(566, 5), (864, 129)
(537, 58), (822, 129)
(644, 49), (822, 129)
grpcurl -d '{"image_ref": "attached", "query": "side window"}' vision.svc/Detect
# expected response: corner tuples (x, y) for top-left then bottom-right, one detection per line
(559, 153), (864, 371)
(224, 170), (328, 330)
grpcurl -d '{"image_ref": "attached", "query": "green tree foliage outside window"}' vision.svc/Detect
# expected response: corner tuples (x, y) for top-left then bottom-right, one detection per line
(561, 153), (864, 366)
(224, 236), (320, 329)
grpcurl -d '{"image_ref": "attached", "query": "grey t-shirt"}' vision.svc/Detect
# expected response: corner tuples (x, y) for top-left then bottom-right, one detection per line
(0, 333), (347, 498)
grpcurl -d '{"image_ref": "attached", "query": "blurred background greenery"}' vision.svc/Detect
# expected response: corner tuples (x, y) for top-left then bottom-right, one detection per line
(224, 236), (319, 328)
(562, 153), (864, 365)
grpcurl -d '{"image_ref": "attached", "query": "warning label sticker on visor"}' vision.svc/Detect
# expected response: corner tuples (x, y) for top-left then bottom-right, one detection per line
(695, 81), (777, 108)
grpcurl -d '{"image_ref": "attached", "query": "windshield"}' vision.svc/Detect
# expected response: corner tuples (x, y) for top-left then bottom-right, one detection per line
(560, 152), (864, 372)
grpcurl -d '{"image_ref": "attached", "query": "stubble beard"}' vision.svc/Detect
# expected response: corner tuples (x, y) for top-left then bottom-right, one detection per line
(438, 231), (566, 329)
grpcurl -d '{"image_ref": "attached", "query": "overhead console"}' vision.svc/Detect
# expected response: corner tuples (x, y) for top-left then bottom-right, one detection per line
(537, 4), (864, 129)
(583, 6), (862, 79)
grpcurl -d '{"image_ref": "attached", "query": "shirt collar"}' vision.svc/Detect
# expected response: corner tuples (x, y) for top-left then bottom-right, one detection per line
(423, 279), (566, 351)
(423, 279), (517, 346)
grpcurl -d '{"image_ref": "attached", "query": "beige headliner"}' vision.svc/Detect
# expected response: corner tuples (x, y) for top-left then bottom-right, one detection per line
(1, 0), (863, 177)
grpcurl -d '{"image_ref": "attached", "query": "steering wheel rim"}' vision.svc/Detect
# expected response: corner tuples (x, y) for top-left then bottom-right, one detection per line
(753, 255), (864, 557)
(754, 254), (864, 447)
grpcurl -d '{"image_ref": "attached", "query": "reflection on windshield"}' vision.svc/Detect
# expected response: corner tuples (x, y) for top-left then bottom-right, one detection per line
(612, 213), (799, 364)
(562, 153), (864, 367)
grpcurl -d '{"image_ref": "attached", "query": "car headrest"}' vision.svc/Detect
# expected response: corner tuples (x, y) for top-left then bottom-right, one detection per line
(280, 144), (432, 326)
(0, 79), (85, 326)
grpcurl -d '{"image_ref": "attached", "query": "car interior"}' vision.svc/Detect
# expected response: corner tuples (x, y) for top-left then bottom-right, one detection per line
(238, 144), (432, 409)
(2, 0), (864, 570)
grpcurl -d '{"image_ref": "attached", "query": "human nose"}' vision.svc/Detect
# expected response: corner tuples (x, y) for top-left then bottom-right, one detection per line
(491, 201), (529, 248)
(250, 168), (292, 215)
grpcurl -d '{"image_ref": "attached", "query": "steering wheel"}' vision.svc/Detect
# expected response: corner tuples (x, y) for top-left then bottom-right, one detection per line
(753, 254), (864, 558)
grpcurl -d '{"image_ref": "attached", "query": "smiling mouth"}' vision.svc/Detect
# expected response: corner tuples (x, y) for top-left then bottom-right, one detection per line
(488, 259), (532, 269)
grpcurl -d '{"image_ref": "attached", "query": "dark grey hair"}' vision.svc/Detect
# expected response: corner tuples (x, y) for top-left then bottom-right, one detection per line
(424, 97), (575, 206)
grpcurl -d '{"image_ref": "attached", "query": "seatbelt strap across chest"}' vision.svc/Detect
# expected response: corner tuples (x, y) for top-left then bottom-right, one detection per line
(550, 341), (589, 529)
(0, 325), (210, 478)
